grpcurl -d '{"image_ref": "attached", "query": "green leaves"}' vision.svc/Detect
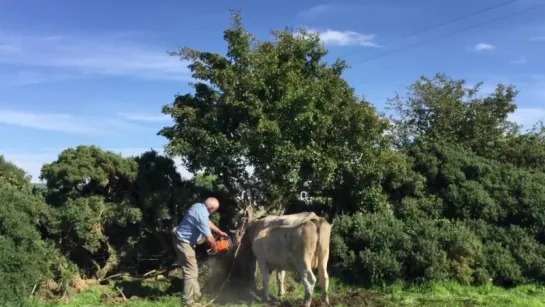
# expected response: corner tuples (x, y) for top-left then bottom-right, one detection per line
(160, 11), (391, 210)
(40, 145), (138, 206)
(0, 159), (58, 305)
(387, 73), (518, 155)
(49, 196), (110, 253)
(0, 155), (33, 192)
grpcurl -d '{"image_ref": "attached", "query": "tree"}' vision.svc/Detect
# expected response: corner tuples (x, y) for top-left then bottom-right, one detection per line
(0, 155), (32, 190)
(130, 149), (188, 269)
(387, 73), (518, 157)
(40, 146), (140, 279)
(0, 157), (61, 305)
(39, 146), (215, 278)
(40, 145), (137, 207)
(491, 120), (545, 171)
(159, 11), (391, 215)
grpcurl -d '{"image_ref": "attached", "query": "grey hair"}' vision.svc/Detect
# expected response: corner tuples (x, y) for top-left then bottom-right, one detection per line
(205, 197), (220, 210)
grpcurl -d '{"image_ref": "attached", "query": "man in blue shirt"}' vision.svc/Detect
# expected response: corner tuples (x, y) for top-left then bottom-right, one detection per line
(173, 197), (228, 306)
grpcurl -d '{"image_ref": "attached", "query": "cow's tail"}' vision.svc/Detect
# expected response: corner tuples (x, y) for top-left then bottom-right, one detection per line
(311, 217), (332, 269)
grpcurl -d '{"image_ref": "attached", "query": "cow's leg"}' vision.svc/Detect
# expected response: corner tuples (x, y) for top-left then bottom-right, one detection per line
(300, 268), (317, 307)
(276, 270), (286, 298)
(294, 256), (317, 307)
(257, 260), (271, 301)
(318, 256), (330, 305)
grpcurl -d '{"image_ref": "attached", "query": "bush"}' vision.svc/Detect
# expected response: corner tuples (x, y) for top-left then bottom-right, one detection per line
(0, 181), (53, 305)
(0, 157), (77, 305)
(332, 213), (485, 286)
(467, 220), (545, 286)
(332, 213), (408, 285)
(409, 142), (545, 228)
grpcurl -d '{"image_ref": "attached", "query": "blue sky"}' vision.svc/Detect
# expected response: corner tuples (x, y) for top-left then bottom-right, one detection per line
(1, 0), (544, 182)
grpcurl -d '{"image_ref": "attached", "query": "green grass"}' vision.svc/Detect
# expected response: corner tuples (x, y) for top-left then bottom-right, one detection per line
(30, 277), (545, 307)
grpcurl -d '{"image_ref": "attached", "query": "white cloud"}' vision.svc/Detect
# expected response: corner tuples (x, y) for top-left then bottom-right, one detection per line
(304, 28), (378, 47)
(0, 31), (190, 82)
(508, 108), (545, 131)
(474, 43), (495, 51)
(117, 112), (171, 122)
(296, 3), (420, 21)
(0, 43), (21, 53)
(0, 109), (152, 136)
(530, 36), (545, 42)
(298, 4), (333, 18)
(1, 147), (194, 183)
(0, 70), (79, 86)
(509, 55), (527, 65)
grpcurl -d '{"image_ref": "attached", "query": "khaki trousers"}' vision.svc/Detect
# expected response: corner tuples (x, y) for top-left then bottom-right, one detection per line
(174, 238), (200, 304)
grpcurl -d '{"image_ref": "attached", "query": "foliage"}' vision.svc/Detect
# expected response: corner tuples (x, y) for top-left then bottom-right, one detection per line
(408, 141), (545, 230)
(40, 145), (138, 206)
(329, 71), (545, 288)
(332, 213), (484, 286)
(0, 155), (32, 189)
(0, 157), (63, 306)
(38, 146), (213, 278)
(39, 146), (138, 279)
(491, 120), (545, 171)
(387, 73), (518, 156)
(159, 11), (391, 213)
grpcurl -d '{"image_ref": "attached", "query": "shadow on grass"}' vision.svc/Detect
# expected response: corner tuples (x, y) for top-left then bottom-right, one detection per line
(110, 277), (387, 306)
(205, 281), (265, 305)
(113, 278), (179, 301)
(113, 277), (263, 305)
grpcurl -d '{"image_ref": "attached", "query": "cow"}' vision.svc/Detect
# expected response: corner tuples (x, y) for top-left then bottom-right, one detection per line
(241, 212), (332, 307)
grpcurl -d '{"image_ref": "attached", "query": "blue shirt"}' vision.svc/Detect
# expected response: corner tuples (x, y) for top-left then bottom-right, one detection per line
(175, 202), (212, 245)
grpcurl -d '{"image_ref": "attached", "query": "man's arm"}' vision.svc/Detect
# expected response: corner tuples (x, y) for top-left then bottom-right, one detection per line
(196, 215), (216, 252)
(209, 221), (228, 237)
(205, 235), (217, 253)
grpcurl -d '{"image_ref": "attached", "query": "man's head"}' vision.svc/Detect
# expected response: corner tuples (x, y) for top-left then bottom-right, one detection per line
(204, 197), (220, 214)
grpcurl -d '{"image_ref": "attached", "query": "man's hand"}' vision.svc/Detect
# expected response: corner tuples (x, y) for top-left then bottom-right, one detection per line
(209, 221), (229, 238)
(206, 234), (217, 253)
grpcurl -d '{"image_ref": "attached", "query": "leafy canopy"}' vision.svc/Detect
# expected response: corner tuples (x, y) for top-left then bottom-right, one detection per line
(387, 73), (518, 156)
(159, 11), (390, 210)
(0, 157), (59, 305)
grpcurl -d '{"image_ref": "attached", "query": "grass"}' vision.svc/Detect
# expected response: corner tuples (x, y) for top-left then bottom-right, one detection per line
(29, 275), (545, 307)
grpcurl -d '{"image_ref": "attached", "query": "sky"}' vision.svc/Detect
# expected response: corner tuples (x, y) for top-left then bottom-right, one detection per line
(1, 0), (544, 182)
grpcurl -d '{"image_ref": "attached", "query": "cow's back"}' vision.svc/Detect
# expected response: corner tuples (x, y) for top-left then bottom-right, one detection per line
(252, 218), (320, 271)
(257, 212), (319, 229)
(242, 212), (320, 245)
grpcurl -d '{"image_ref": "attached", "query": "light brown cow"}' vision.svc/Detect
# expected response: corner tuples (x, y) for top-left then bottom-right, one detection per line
(246, 212), (332, 307)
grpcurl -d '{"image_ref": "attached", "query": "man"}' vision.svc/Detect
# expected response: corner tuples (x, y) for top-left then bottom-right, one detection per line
(173, 197), (228, 306)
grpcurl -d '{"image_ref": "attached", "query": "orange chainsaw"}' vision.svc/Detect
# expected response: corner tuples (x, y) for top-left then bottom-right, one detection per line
(207, 236), (234, 256)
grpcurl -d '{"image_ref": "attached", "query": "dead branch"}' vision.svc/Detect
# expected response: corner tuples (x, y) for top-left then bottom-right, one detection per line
(116, 287), (127, 302)
(142, 269), (156, 277)
(30, 283), (38, 296)
(58, 289), (67, 302)
(103, 273), (129, 281)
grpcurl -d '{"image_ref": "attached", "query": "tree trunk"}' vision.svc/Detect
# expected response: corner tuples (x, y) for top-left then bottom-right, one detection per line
(96, 242), (118, 280)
